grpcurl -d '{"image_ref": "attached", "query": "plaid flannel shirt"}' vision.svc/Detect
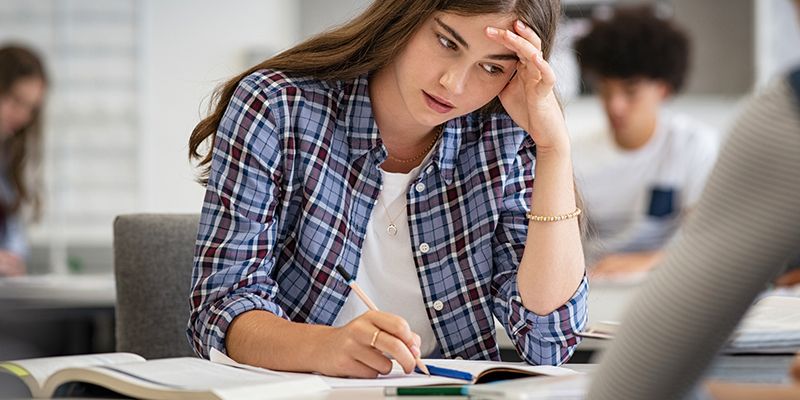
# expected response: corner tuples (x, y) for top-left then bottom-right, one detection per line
(188, 69), (588, 365)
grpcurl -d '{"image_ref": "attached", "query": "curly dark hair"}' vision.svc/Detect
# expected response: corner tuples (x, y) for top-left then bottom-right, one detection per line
(574, 5), (690, 93)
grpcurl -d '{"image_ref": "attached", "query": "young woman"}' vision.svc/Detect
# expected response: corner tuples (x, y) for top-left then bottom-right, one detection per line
(0, 45), (47, 277)
(188, 0), (587, 378)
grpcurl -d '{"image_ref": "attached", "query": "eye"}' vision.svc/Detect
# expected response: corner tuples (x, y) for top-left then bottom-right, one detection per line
(481, 63), (504, 75)
(437, 34), (457, 50)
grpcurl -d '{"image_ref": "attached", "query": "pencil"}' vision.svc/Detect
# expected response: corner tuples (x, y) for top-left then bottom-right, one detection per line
(335, 265), (431, 376)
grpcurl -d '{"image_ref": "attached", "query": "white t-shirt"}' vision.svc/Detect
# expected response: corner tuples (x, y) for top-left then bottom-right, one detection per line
(332, 158), (439, 357)
(573, 113), (719, 265)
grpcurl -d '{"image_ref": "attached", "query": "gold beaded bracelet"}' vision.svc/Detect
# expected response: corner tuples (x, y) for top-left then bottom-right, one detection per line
(525, 207), (582, 222)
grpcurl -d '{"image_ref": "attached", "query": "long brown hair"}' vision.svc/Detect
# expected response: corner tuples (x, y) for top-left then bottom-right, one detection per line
(0, 45), (46, 224)
(189, 0), (562, 184)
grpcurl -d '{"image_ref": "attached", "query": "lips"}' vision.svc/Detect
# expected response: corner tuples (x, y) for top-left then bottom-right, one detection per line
(423, 91), (454, 114)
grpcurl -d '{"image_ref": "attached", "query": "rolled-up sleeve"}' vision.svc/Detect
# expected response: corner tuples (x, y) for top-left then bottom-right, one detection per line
(490, 142), (588, 365)
(187, 75), (290, 358)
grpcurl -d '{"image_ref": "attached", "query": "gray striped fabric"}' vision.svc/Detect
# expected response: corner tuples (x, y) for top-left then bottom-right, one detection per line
(587, 75), (800, 400)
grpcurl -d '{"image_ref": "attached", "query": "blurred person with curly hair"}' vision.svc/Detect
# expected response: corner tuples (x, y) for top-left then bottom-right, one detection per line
(572, 6), (719, 280)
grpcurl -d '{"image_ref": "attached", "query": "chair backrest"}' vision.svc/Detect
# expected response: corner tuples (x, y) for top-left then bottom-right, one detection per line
(113, 213), (200, 359)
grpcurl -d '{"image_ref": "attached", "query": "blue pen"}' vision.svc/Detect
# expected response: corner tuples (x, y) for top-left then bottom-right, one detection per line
(415, 364), (474, 381)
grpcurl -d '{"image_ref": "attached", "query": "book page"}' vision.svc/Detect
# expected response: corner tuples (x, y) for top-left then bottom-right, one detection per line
(210, 348), (462, 388)
(46, 358), (328, 400)
(210, 348), (577, 388)
(93, 358), (304, 391)
(425, 359), (580, 378)
(726, 296), (800, 353)
(293, 360), (578, 388)
(319, 363), (464, 388)
(735, 296), (800, 333)
(2, 353), (144, 388)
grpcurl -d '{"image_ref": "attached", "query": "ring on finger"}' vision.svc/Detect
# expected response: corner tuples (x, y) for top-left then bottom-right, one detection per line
(370, 329), (381, 348)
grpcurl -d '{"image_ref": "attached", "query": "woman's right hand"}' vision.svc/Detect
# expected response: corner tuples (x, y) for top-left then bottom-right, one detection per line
(312, 310), (421, 378)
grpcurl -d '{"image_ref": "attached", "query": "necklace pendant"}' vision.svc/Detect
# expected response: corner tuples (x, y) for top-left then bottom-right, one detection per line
(387, 224), (398, 236)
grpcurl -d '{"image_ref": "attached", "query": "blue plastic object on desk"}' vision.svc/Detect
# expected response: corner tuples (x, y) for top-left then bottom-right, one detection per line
(415, 364), (474, 381)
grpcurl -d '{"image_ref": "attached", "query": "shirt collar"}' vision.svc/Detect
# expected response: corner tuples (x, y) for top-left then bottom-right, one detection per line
(342, 74), (463, 186)
(342, 74), (382, 162)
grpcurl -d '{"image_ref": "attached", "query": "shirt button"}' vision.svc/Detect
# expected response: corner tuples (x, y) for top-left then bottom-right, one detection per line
(419, 243), (430, 253)
(433, 300), (444, 311)
(415, 182), (426, 192)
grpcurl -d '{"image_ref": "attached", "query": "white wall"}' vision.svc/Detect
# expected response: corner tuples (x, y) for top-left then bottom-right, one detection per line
(299, 0), (370, 39)
(137, 0), (800, 215)
(756, 0), (800, 88)
(140, 0), (299, 213)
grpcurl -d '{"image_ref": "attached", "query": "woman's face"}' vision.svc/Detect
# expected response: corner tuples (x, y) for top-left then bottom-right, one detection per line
(388, 12), (520, 127)
(0, 77), (45, 139)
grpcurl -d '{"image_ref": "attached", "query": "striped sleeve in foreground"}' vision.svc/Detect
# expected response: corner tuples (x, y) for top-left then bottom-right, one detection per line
(588, 78), (800, 400)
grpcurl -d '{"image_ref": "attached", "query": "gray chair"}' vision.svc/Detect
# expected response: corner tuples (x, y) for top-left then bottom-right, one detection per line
(113, 214), (200, 359)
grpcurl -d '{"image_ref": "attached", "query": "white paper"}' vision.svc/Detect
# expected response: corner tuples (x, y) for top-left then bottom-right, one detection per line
(210, 348), (579, 388)
(726, 296), (800, 353)
(468, 374), (589, 400)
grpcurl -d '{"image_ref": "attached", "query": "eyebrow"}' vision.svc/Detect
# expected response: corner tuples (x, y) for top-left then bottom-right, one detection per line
(434, 17), (519, 62)
(435, 17), (469, 49)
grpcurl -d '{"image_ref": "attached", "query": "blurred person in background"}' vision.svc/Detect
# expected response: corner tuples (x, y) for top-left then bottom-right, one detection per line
(589, 0), (800, 397)
(572, 6), (719, 280)
(0, 44), (47, 277)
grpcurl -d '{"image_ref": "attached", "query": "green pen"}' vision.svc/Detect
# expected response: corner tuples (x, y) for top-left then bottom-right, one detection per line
(384, 386), (467, 396)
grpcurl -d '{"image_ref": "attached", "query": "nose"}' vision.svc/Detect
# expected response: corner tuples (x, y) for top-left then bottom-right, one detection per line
(605, 92), (628, 119)
(439, 64), (469, 95)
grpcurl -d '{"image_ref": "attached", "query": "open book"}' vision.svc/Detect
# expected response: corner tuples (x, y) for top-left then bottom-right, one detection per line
(211, 348), (580, 388)
(0, 353), (328, 399)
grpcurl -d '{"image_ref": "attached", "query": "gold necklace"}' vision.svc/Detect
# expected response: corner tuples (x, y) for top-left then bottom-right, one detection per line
(386, 125), (443, 164)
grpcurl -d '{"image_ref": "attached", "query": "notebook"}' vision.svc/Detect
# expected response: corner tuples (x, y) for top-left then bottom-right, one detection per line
(0, 353), (328, 399)
(210, 348), (580, 388)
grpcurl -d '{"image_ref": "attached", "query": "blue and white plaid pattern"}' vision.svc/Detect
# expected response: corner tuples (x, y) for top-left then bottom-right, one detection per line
(188, 70), (588, 365)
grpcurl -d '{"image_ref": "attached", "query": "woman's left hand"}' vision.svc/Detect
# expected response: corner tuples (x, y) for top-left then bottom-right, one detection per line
(486, 21), (568, 152)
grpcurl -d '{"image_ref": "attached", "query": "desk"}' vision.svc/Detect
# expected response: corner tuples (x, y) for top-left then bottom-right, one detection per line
(495, 281), (800, 355)
(0, 274), (116, 359)
(495, 279), (642, 355)
(0, 274), (115, 309)
(291, 355), (795, 399)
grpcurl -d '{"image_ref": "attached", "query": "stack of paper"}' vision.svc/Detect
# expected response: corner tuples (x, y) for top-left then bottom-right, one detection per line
(725, 296), (800, 354)
(577, 296), (800, 355)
